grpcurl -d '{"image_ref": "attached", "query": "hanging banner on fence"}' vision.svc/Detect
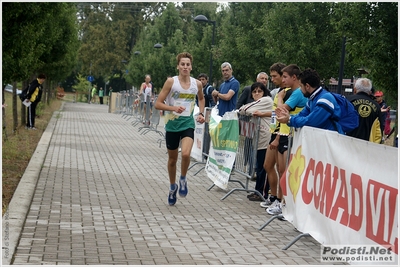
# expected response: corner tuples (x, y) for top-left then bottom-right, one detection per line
(190, 105), (205, 162)
(280, 126), (398, 259)
(205, 110), (239, 189)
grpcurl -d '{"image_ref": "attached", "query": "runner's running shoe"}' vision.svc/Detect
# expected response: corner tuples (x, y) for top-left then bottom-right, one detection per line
(168, 184), (178, 205)
(179, 178), (188, 197)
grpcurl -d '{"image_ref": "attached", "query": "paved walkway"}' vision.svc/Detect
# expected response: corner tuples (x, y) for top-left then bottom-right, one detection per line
(3, 102), (330, 265)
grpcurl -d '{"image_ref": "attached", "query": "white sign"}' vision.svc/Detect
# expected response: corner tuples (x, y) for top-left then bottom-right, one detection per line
(280, 126), (398, 264)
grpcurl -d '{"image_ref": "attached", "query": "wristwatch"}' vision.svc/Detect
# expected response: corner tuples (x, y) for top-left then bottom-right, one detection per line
(199, 112), (204, 117)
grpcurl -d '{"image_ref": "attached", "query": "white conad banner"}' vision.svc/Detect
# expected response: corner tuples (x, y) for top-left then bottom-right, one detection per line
(280, 126), (398, 261)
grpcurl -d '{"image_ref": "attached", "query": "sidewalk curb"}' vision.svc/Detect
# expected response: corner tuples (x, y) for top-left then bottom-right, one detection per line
(2, 102), (64, 265)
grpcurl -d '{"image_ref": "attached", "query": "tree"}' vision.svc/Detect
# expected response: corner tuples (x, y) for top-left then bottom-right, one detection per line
(258, 2), (341, 82)
(72, 74), (91, 102)
(2, 2), (80, 132)
(333, 2), (398, 107)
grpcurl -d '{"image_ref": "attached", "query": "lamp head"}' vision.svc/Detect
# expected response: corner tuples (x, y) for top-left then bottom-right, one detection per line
(194, 14), (209, 23)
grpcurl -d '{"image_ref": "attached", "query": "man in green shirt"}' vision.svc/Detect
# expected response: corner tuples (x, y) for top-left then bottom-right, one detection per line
(99, 87), (104, 104)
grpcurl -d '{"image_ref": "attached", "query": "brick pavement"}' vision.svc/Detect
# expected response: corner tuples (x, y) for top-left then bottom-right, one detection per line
(6, 102), (337, 265)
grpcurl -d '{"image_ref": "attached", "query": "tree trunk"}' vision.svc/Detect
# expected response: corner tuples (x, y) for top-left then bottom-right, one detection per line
(20, 80), (28, 127)
(46, 80), (51, 105)
(12, 81), (18, 132)
(2, 86), (7, 141)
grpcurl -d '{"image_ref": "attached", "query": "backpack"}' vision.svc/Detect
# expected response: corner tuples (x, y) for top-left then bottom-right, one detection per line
(330, 92), (359, 133)
(18, 84), (30, 101)
(203, 84), (215, 107)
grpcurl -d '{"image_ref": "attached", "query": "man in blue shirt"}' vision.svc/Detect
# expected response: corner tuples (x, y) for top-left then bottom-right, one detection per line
(275, 68), (343, 133)
(212, 62), (240, 116)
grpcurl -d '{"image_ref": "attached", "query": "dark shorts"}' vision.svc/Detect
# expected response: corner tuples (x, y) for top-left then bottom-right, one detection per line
(269, 133), (277, 144)
(165, 128), (194, 150)
(278, 135), (289, 154)
(269, 134), (288, 154)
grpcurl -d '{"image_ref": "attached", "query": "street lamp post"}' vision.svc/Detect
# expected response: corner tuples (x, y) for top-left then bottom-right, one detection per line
(88, 61), (93, 103)
(121, 60), (128, 91)
(357, 68), (369, 77)
(194, 14), (216, 85)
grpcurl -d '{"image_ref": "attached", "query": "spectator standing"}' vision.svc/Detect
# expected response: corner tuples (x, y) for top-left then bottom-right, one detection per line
(197, 73), (215, 108)
(236, 71), (269, 183)
(211, 62), (240, 116)
(274, 68), (343, 133)
(98, 87), (104, 104)
(154, 52), (205, 206)
(346, 78), (383, 143)
(266, 64), (307, 216)
(374, 90), (391, 137)
(25, 74), (46, 130)
(260, 62), (289, 209)
(236, 72), (269, 109)
(238, 82), (273, 202)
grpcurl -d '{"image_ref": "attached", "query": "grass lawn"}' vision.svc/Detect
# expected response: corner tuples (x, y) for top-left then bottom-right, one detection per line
(2, 91), (62, 215)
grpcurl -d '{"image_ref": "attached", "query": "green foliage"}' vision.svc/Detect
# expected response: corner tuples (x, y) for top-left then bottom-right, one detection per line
(2, 3), (79, 84)
(72, 74), (91, 94)
(6, 2), (395, 109)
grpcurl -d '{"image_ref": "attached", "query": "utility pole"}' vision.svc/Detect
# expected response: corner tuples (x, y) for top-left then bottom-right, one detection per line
(88, 62), (92, 103)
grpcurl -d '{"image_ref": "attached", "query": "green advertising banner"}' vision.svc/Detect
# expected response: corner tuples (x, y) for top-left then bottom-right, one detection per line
(205, 110), (239, 189)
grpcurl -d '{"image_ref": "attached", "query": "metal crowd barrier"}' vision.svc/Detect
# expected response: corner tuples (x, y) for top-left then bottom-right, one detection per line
(259, 127), (294, 231)
(137, 95), (152, 132)
(122, 90), (135, 119)
(140, 96), (164, 137)
(132, 93), (145, 126)
(114, 91), (124, 114)
(208, 113), (263, 201)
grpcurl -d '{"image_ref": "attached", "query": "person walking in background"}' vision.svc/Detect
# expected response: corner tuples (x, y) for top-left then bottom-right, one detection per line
(25, 74), (46, 130)
(91, 84), (97, 104)
(238, 82), (273, 202)
(212, 62), (240, 116)
(346, 78), (383, 143)
(154, 52), (205, 206)
(98, 87), (104, 104)
(197, 73), (215, 108)
(140, 74), (154, 118)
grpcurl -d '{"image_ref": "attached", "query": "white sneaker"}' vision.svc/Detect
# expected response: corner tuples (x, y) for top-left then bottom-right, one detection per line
(260, 197), (274, 208)
(266, 200), (282, 215)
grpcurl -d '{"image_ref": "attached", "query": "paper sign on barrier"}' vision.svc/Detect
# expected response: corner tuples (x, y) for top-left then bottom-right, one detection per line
(190, 105), (205, 162)
(205, 110), (239, 189)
